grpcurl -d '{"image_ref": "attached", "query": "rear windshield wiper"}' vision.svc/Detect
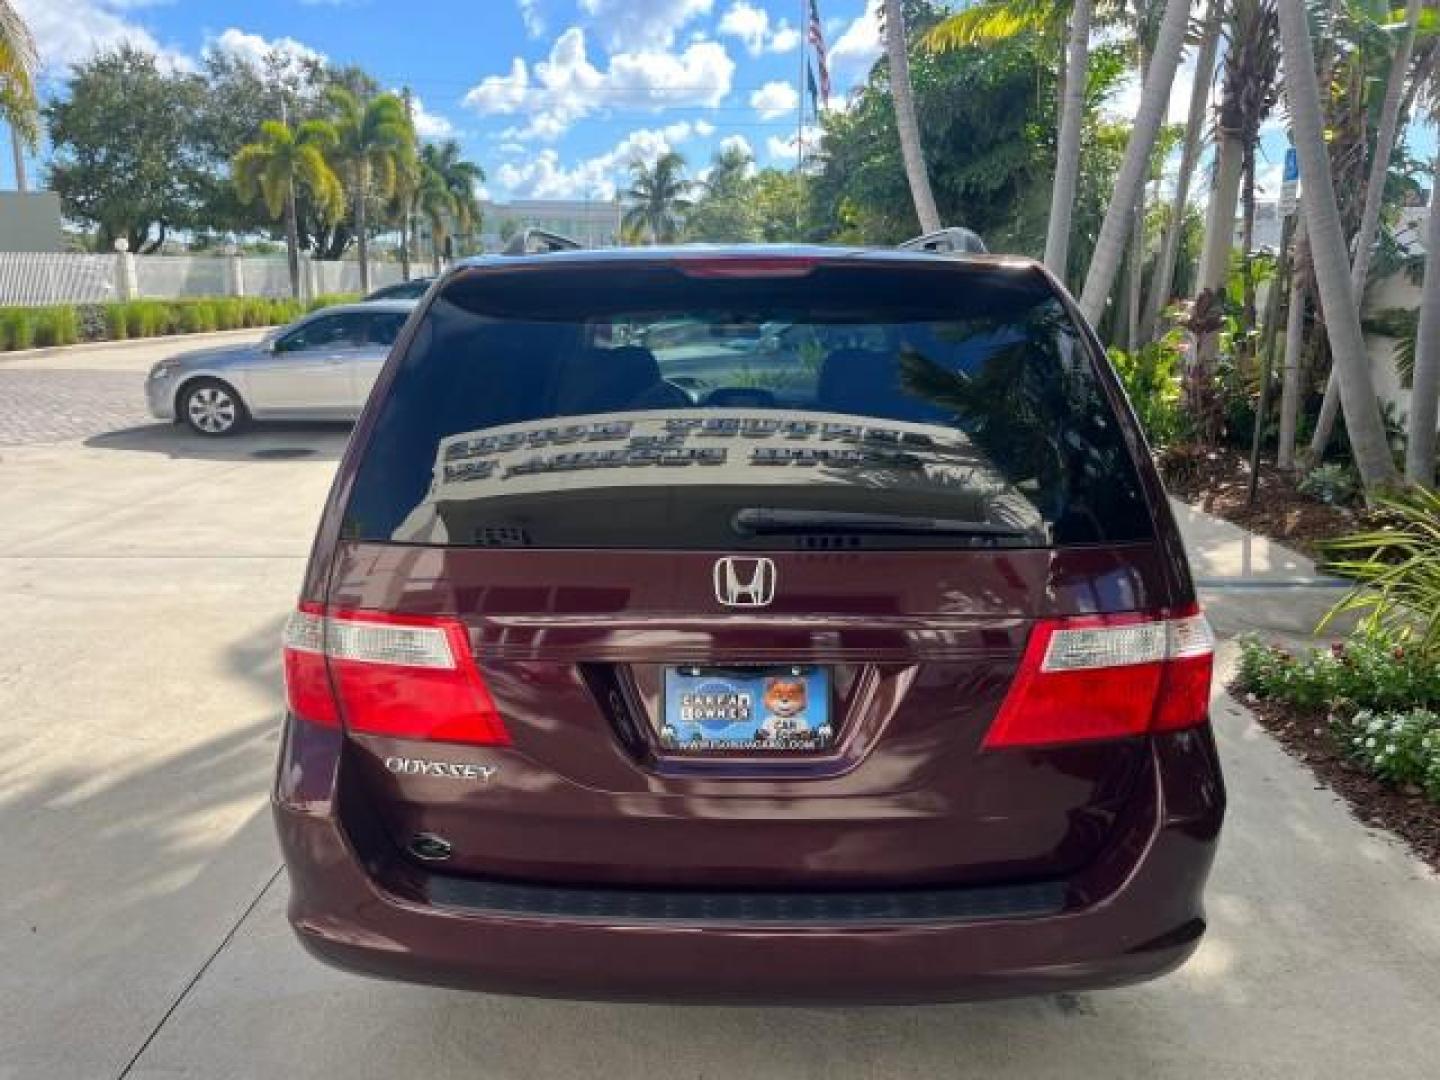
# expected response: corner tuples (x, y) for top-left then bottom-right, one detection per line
(731, 508), (1040, 541)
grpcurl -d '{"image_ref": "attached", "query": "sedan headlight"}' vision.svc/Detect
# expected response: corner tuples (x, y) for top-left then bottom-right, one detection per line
(148, 360), (181, 381)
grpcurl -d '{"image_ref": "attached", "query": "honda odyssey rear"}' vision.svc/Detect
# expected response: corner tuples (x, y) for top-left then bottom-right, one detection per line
(274, 246), (1224, 1003)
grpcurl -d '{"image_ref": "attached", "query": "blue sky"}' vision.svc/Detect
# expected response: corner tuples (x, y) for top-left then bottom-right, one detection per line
(8, 1), (1433, 209)
(9, 0), (888, 200)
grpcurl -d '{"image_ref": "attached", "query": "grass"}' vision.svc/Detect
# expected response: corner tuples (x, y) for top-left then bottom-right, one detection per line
(0, 295), (359, 352)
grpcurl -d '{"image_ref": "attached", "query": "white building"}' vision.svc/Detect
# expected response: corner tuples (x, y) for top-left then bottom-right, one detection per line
(478, 199), (622, 252)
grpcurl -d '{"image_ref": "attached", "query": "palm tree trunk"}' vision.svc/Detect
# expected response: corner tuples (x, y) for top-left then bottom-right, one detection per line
(9, 122), (26, 193)
(1406, 150), (1440, 485)
(399, 206), (412, 281)
(1196, 135), (1246, 306)
(355, 165), (371, 294)
(884, 0), (941, 233)
(1277, 217), (1309, 470)
(1078, 0), (1188, 325)
(1126, 204), (1144, 351)
(1044, 0), (1093, 278)
(1185, 132), (1245, 441)
(1142, 0), (1221, 343)
(284, 180), (302, 301)
(1307, 0), (1422, 462)
(1277, 0), (1400, 491)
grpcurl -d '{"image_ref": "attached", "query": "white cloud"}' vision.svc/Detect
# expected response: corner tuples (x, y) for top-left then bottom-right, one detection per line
(765, 123), (821, 164)
(408, 95), (456, 141)
(578, 0), (713, 51)
(206, 28), (326, 79)
(830, 0), (882, 76)
(463, 27), (735, 141)
(16, 0), (192, 73)
(495, 121), (705, 200)
(1103, 48), (1197, 127)
(717, 2), (799, 57)
(718, 1), (767, 55)
(770, 24), (800, 53)
(751, 79), (799, 120)
(517, 0), (546, 37)
(720, 133), (753, 158)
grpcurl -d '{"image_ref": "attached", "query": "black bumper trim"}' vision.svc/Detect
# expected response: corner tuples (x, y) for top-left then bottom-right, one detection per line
(424, 874), (1068, 926)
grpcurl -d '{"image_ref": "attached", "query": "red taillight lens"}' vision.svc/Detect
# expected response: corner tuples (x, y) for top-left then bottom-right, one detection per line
(982, 607), (1214, 749)
(281, 605), (509, 745)
(282, 603), (338, 727)
(678, 257), (819, 278)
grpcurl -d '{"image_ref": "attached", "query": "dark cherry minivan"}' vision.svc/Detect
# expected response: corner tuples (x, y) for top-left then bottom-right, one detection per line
(275, 246), (1225, 1003)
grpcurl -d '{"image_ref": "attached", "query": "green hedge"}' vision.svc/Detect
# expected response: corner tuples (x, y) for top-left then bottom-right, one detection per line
(1, 305), (82, 350)
(0, 295), (356, 352)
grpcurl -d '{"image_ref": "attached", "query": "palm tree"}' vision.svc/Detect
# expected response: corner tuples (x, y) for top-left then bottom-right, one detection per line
(1276, 0), (1400, 491)
(415, 151), (458, 273)
(1076, 0), (1189, 324)
(1309, 0), (1424, 463)
(233, 119), (345, 299)
(1406, 159), (1438, 485)
(326, 87), (414, 292)
(1048, 0), (1092, 277)
(883, 0), (941, 233)
(1, 0), (39, 192)
(1186, 0), (1281, 437)
(422, 140), (485, 254)
(1141, 0), (1222, 342)
(622, 152), (692, 244)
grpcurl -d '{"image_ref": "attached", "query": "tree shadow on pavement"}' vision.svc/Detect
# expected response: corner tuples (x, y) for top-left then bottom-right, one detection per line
(84, 422), (352, 463)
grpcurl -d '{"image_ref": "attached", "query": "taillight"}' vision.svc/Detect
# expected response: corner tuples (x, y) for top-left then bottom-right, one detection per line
(982, 606), (1214, 749)
(678, 257), (819, 278)
(281, 604), (509, 746)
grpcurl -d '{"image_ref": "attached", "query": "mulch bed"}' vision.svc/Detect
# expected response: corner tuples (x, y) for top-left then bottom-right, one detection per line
(1233, 685), (1440, 874)
(1161, 448), (1359, 561)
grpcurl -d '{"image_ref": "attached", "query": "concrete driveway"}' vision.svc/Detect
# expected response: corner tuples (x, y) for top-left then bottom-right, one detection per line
(1, 345), (1437, 1079)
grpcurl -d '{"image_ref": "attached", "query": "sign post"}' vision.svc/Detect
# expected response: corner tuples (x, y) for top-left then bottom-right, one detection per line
(1279, 147), (1299, 217)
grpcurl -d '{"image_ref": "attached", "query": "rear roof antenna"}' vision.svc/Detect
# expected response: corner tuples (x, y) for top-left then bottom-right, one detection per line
(502, 228), (585, 255)
(897, 227), (988, 255)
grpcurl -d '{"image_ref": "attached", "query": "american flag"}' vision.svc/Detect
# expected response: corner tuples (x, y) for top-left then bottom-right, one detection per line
(808, 0), (831, 107)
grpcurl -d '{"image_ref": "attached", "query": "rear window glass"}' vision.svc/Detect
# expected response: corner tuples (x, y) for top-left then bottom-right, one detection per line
(342, 262), (1153, 549)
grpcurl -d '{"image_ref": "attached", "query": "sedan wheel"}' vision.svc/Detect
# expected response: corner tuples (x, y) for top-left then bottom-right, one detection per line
(182, 380), (247, 436)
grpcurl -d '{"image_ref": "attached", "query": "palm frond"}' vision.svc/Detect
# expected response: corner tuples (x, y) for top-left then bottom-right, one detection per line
(923, 0), (1056, 53)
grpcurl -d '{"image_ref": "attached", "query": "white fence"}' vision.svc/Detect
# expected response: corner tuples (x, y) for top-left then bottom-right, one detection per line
(0, 251), (406, 306)
(0, 253), (118, 305)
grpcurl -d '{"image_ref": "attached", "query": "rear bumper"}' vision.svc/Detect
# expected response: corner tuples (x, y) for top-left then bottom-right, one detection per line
(273, 715), (1224, 1004)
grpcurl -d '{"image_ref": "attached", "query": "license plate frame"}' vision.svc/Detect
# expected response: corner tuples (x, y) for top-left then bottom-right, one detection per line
(658, 665), (833, 753)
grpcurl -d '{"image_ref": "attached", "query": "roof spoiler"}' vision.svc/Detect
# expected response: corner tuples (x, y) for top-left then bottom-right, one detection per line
(502, 228), (584, 255)
(898, 227), (988, 255)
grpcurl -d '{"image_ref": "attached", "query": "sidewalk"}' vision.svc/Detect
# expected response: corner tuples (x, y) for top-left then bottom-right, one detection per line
(1172, 497), (1352, 652)
(0, 328), (268, 374)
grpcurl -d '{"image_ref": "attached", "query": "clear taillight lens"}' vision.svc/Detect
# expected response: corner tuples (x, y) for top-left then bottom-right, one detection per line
(281, 604), (509, 746)
(983, 606), (1214, 749)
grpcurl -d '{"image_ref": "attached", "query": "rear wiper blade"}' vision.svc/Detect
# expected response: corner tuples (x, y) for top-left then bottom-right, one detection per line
(732, 508), (1037, 539)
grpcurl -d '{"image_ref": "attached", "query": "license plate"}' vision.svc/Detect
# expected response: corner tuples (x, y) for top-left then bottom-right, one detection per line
(660, 666), (833, 752)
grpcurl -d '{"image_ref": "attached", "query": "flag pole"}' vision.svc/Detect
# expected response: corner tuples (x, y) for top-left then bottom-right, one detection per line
(797, 0), (807, 174)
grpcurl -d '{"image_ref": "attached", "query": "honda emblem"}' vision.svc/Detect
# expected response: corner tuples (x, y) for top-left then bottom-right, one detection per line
(713, 556), (777, 607)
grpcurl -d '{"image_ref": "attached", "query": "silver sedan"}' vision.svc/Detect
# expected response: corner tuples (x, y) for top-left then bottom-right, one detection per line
(145, 300), (416, 435)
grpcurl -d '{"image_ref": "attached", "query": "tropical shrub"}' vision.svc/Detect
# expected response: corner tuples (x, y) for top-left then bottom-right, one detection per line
(1108, 330), (1188, 446)
(1298, 463), (1359, 506)
(33, 306), (80, 347)
(1319, 487), (1440, 654)
(104, 304), (128, 340)
(1236, 634), (1440, 715)
(0, 308), (37, 350)
(1333, 708), (1440, 799)
(307, 292), (360, 311)
(0, 295), (351, 351)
